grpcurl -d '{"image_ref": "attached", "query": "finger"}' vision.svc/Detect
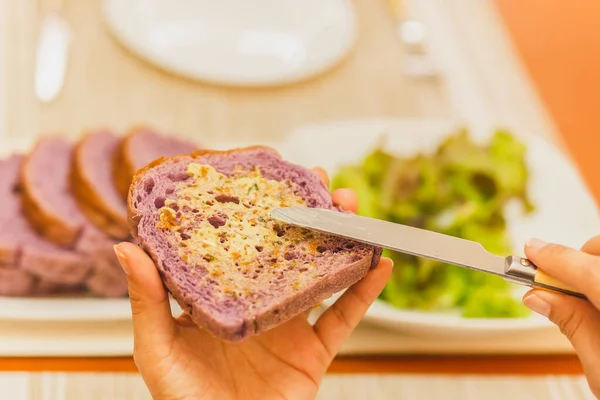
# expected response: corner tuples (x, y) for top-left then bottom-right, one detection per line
(581, 235), (600, 254)
(175, 312), (197, 328)
(114, 243), (176, 347)
(313, 257), (393, 358)
(523, 289), (600, 397)
(524, 239), (600, 308)
(311, 167), (329, 188)
(332, 189), (358, 214)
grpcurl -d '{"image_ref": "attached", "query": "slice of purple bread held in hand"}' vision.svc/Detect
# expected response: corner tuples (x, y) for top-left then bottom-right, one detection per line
(128, 146), (382, 341)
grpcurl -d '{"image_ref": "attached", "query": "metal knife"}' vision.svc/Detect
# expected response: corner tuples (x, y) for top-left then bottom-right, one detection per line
(35, 0), (72, 103)
(270, 207), (586, 300)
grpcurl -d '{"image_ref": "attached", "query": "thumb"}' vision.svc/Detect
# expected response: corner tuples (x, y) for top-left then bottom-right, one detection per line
(114, 242), (176, 350)
(524, 289), (600, 396)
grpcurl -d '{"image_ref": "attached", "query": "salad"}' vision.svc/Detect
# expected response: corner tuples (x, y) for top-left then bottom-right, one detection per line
(330, 129), (534, 318)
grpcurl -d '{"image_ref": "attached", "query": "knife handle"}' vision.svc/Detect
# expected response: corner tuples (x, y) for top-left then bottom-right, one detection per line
(504, 256), (587, 300)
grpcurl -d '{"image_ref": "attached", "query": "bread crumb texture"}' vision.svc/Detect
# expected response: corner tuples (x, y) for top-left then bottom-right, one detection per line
(156, 163), (341, 300)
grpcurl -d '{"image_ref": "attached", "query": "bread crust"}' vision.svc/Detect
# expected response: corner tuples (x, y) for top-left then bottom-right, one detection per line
(70, 131), (130, 239)
(20, 139), (81, 247)
(112, 126), (143, 199)
(127, 146), (380, 341)
(0, 247), (18, 266)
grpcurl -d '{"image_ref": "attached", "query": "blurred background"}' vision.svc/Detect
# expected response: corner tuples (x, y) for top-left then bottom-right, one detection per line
(1, 0), (600, 398)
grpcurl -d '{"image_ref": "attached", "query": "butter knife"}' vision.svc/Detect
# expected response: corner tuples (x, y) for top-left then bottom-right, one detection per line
(35, 0), (72, 103)
(271, 207), (586, 300)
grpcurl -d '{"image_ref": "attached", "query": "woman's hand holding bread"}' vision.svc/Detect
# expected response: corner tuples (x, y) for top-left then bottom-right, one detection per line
(115, 164), (393, 400)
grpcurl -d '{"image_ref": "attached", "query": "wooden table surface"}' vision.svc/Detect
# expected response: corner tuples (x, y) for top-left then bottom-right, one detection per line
(4, 0), (451, 142)
(0, 0), (595, 378)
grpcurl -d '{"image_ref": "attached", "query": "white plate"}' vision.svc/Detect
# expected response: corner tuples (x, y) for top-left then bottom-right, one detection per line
(281, 118), (600, 336)
(0, 296), (181, 322)
(102, 0), (357, 86)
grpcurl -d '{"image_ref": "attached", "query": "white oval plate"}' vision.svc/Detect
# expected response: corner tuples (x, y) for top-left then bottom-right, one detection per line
(102, 0), (357, 86)
(281, 118), (600, 336)
(0, 296), (180, 322)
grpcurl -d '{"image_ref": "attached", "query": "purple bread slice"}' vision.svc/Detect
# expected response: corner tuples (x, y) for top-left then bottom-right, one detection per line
(71, 130), (130, 239)
(128, 146), (382, 341)
(0, 267), (39, 296)
(0, 265), (78, 297)
(76, 224), (129, 297)
(19, 137), (128, 297)
(20, 137), (87, 247)
(0, 155), (90, 289)
(113, 126), (197, 199)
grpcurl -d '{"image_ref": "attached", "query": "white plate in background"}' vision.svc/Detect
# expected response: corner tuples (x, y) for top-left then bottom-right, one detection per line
(102, 0), (357, 86)
(282, 118), (600, 336)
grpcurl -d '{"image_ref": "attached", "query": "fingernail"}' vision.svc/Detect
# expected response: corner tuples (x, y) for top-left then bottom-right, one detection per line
(382, 257), (394, 268)
(113, 244), (131, 275)
(523, 293), (551, 317)
(526, 238), (548, 250)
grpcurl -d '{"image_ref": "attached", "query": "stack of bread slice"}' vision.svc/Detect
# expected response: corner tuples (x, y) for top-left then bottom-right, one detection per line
(0, 126), (197, 297)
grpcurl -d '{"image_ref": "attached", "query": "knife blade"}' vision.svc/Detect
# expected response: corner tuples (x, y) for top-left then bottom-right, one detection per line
(35, 0), (72, 103)
(270, 207), (586, 300)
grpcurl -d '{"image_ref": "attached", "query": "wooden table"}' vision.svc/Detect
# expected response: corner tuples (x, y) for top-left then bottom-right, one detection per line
(0, 0), (594, 384)
(3, 0), (451, 142)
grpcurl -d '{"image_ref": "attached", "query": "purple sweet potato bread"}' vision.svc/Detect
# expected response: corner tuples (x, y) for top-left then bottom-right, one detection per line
(0, 155), (87, 295)
(128, 146), (382, 341)
(113, 126), (198, 199)
(71, 130), (130, 240)
(19, 137), (128, 297)
(0, 267), (73, 297)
